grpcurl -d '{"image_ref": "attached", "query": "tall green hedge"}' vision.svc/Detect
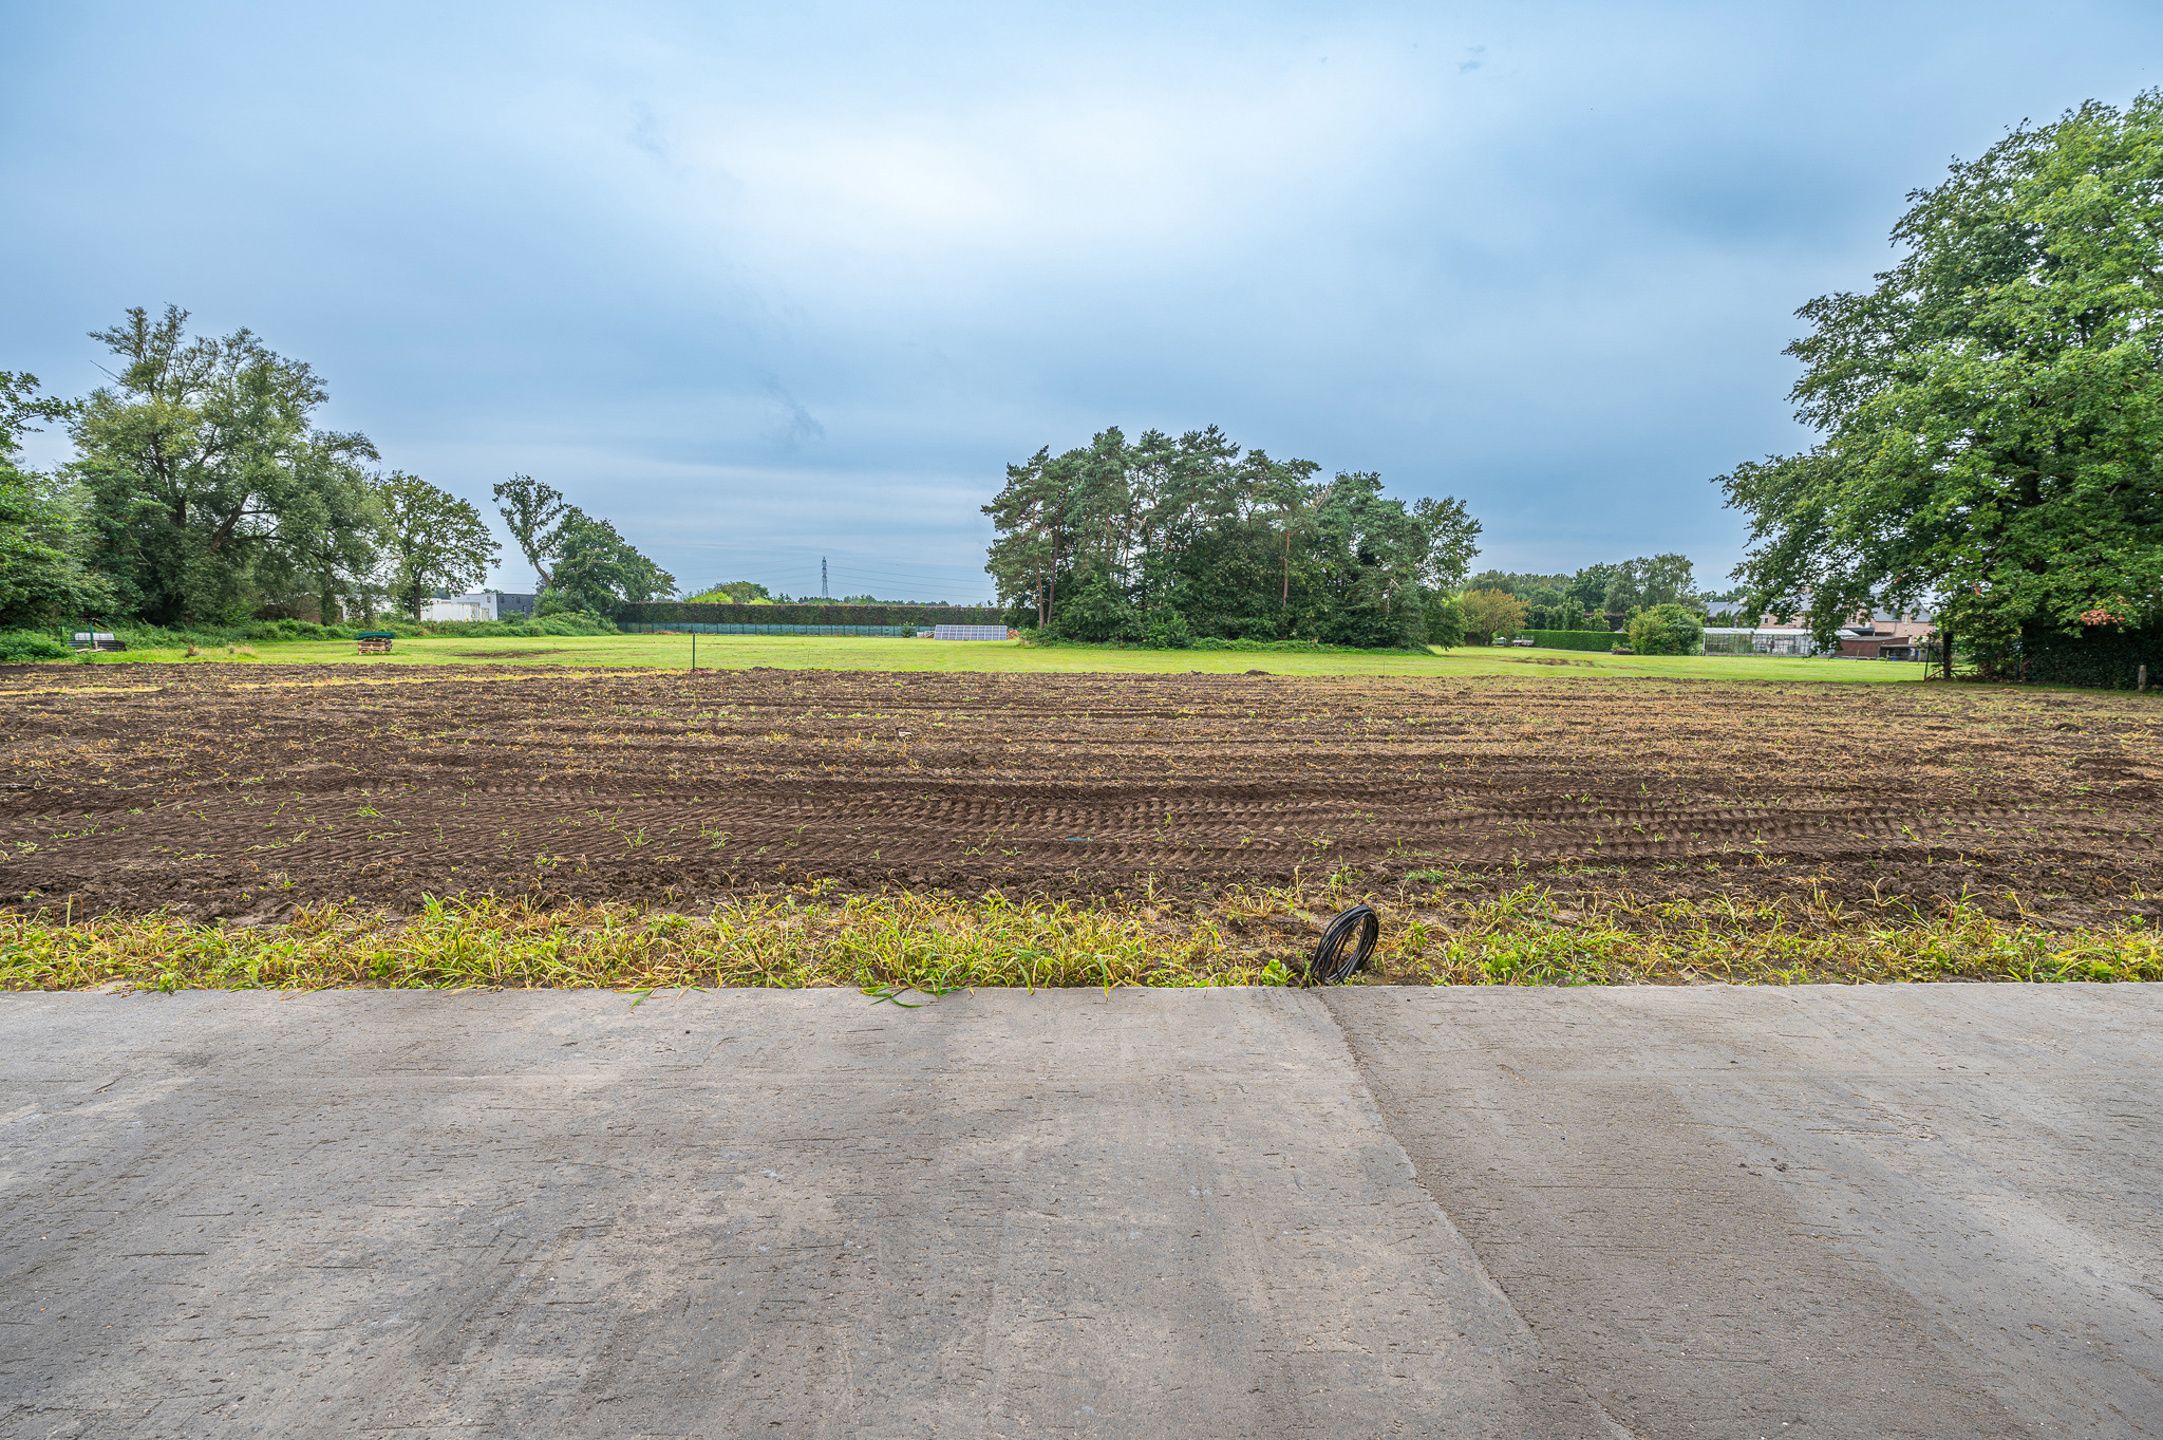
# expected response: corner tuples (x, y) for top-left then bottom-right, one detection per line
(618, 601), (1004, 628)
(1523, 629), (1621, 652)
(2013, 626), (2161, 690)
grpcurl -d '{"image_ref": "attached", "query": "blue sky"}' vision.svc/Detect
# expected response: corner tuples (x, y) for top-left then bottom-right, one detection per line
(7, 2), (2161, 600)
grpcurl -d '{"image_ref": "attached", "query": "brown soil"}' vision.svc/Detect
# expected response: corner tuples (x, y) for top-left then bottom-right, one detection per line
(3, 665), (2158, 925)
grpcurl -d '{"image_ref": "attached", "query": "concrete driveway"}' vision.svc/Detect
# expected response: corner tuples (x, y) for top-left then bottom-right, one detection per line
(3, 986), (2159, 1438)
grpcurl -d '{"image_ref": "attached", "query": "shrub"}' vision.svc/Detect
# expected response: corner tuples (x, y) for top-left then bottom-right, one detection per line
(1627, 603), (1704, 656)
(1184, 637), (1360, 653)
(1213, 616), (1283, 643)
(240, 618), (356, 641)
(1323, 598), (1423, 649)
(512, 611), (616, 637)
(1046, 573), (1143, 643)
(359, 613), (616, 639)
(108, 623), (255, 650)
(1142, 611), (1194, 649)
(0, 630), (74, 663)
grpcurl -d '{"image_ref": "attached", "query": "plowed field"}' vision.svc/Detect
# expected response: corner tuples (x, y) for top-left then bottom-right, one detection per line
(3, 665), (2158, 927)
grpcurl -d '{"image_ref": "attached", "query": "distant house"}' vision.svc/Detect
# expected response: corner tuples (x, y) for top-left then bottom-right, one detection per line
(419, 590), (538, 623)
(1836, 613), (1935, 661)
(1704, 608), (1935, 661)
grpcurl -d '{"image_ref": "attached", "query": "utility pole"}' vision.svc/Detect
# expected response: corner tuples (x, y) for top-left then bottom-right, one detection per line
(822, 557), (829, 599)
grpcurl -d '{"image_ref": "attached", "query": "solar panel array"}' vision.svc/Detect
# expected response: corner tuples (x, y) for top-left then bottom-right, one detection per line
(931, 624), (1010, 642)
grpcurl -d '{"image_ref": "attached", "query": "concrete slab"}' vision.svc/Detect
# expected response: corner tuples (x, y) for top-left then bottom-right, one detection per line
(1327, 985), (2163, 1439)
(2, 986), (2160, 1438)
(0, 991), (1615, 1439)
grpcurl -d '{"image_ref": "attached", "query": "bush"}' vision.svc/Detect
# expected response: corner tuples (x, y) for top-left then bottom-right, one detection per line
(1142, 611), (1194, 649)
(1523, 629), (1619, 652)
(242, 618), (338, 641)
(1627, 604), (1704, 656)
(106, 622), (254, 650)
(1185, 637), (1365, 653)
(1323, 599), (1423, 650)
(504, 611), (616, 637)
(0, 630), (74, 663)
(1046, 574), (1143, 643)
(1212, 616), (1283, 643)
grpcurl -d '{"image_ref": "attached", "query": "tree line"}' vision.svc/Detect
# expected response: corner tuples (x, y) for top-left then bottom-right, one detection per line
(983, 425), (1480, 647)
(0, 307), (674, 632)
(1459, 556), (1713, 634)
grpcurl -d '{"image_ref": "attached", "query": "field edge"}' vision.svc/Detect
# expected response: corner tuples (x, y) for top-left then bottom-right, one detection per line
(5, 884), (2156, 992)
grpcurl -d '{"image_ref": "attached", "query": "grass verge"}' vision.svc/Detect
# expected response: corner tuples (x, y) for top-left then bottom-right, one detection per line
(35, 630), (1936, 681)
(4, 883), (2155, 991)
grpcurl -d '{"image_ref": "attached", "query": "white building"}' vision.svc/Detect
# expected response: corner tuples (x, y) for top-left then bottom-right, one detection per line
(419, 590), (538, 623)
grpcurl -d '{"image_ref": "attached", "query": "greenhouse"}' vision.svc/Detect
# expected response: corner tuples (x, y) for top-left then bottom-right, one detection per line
(1701, 626), (1826, 657)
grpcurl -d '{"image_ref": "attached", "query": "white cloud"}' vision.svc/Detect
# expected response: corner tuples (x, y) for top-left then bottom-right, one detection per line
(599, 49), (1435, 274)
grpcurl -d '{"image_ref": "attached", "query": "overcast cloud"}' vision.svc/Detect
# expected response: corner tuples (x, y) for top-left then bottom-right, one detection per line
(7, 1), (2161, 599)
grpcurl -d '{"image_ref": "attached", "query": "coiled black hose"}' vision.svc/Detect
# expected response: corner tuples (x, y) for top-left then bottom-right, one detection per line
(1307, 903), (1378, 984)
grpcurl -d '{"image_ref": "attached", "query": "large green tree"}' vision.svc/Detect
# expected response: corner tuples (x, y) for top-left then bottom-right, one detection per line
(70, 306), (378, 624)
(1719, 93), (2163, 658)
(492, 473), (569, 591)
(540, 508), (676, 615)
(375, 472), (501, 619)
(0, 372), (108, 627)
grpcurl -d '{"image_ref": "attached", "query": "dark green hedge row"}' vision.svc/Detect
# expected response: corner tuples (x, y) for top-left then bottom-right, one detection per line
(1524, 629), (1622, 652)
(618, 601), (1004, 628)
(622, 623), (914, 637)
(2015, 626), (2161, 690)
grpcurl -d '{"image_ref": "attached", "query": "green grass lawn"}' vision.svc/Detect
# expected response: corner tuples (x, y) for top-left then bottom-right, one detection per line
(74, 632), (1934, 682)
